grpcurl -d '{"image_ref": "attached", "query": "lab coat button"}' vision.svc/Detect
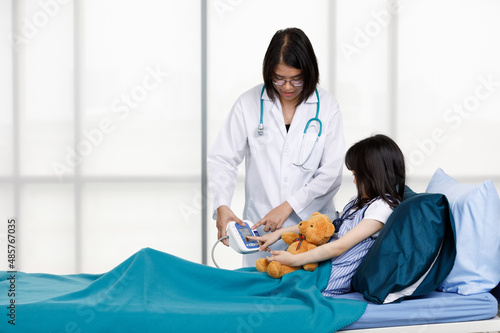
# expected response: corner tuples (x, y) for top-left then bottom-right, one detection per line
(283, 177), (289, 183)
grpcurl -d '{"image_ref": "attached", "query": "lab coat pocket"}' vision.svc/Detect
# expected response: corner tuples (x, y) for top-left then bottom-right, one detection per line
(248, 123), (280, 154)
(294, 131), (323, 170)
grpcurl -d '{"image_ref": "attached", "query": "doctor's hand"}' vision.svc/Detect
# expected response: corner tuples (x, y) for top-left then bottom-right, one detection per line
(216, 205), (244, 246)
(252, 201), (293, 232)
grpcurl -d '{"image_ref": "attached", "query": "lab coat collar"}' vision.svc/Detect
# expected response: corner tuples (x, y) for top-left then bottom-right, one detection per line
(304, 88), (319, 104)
(261, 86), (272, 101)
(261, 86), (320, 138)
(260, 87), (286, 138)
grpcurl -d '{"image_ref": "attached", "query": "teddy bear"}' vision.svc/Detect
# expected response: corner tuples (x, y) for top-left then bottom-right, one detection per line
(255, 212), (335, 278)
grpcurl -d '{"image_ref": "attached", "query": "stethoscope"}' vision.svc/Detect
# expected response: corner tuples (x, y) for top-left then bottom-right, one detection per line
(258, 85), (322, 170)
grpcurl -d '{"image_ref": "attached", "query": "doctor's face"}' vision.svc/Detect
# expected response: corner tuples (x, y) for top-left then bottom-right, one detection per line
(272, 63), (304, 104)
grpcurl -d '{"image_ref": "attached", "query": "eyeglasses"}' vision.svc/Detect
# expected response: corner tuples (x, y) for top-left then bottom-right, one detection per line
(272, 79), (304, 87)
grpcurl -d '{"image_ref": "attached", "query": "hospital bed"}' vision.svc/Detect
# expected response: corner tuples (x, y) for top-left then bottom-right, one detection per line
(1, 249), (498, 333)
(334, 287), (500, 332)
(1, 170), (499, 332)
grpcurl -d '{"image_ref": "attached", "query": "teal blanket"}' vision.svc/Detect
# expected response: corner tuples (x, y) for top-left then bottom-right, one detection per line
(0, 248), (366, 332)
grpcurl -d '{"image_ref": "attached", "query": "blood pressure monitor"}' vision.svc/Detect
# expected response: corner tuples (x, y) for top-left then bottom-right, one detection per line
(226, 220), (260, 254)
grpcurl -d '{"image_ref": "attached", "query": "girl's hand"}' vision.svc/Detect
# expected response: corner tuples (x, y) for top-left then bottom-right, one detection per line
(247, 232), (281, 252)
(266, 250), (299, 267)
(252, 201), (293, 232)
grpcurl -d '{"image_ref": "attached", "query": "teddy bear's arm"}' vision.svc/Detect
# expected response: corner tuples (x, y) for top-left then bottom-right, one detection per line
(281, 232), (300, 245)
(302, 243), (319, 271)
(306, 243), (317, 251)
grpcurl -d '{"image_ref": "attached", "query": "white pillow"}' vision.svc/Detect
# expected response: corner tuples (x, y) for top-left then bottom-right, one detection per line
(426, 168), (500, 295)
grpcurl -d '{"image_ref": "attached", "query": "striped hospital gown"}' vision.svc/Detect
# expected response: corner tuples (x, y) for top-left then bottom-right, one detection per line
(322, 197), (393, 297)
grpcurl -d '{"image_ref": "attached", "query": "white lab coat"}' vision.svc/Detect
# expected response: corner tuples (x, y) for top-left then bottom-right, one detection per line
(208, 84), (345, 266)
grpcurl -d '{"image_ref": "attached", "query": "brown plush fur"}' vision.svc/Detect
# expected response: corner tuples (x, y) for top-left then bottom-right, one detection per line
(256, 212), (335, 278)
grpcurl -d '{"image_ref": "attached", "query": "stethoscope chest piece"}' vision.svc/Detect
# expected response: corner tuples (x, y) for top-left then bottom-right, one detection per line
(258, 123), (264, 136)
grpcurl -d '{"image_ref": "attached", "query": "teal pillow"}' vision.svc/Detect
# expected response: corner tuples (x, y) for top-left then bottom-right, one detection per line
(352, 190), (456, 304)
(426, 168), (500, 295)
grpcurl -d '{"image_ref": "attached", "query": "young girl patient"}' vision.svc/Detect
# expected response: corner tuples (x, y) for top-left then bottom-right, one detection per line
(248, 134), (406, 296)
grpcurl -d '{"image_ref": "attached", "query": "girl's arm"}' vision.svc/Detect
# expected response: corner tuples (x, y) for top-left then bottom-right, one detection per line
(266, 218), (384, 266)
(247, 224), (300, 252)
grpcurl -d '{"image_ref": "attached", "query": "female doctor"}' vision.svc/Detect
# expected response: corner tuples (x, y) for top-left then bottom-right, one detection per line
(208, 27), (345, 267)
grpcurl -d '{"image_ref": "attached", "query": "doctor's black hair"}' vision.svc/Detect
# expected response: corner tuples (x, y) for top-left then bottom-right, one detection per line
(345, 134), (406, 210)
(262, 27), (319, 107)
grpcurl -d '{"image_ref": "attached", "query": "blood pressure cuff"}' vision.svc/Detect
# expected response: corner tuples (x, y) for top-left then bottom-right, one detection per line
(351, 190), (457, 304)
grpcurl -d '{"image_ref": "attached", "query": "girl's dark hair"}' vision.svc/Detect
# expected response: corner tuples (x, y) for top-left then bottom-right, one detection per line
(345, 134), (406, 209)
(262, 27), (319, 107)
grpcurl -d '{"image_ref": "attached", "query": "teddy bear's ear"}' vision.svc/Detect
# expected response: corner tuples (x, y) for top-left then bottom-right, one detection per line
(325, 222), (335, 236)
(312, 212), (321, 216)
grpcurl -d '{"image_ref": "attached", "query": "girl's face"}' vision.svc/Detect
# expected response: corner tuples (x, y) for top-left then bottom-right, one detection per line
(273, 63), (304, 104)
